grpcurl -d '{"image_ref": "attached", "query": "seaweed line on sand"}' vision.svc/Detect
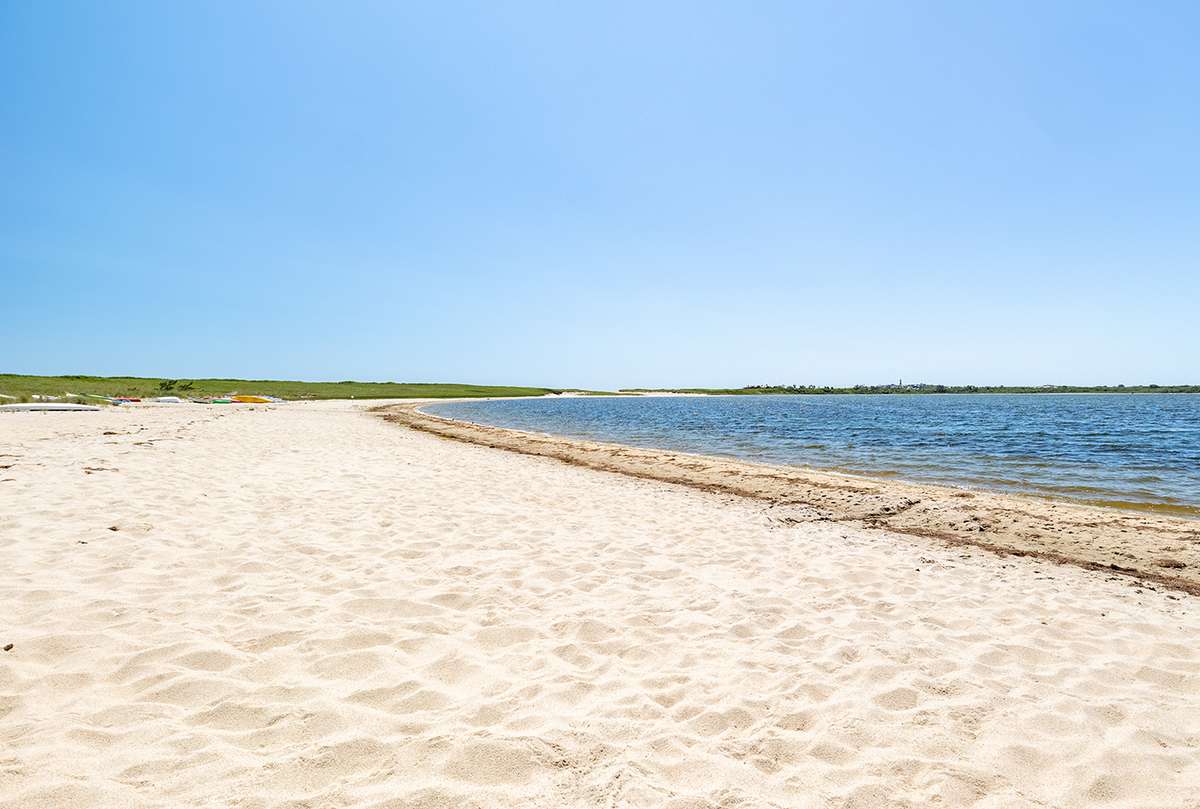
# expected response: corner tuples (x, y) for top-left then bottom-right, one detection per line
(377, 402), (1200, 597)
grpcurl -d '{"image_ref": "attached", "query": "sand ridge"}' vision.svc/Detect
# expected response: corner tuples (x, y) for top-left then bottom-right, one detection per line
(380, 400), (1200, 595)
(2, 401), (1199, 807)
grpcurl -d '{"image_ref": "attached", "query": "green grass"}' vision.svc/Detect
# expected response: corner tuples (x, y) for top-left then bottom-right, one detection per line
(0, 374), (570, 401)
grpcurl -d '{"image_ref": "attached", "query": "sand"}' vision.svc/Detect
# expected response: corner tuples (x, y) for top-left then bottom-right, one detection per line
(381, 401), (1200, 595)
(2, 400), (1199, 808)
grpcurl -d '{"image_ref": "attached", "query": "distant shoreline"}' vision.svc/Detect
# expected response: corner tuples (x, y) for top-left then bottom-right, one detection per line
(3, 373), (1197, 402)
(627, 385), (1200, 395)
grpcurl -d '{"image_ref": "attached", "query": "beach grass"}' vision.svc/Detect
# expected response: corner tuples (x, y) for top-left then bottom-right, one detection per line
(0, 374), (567, 402)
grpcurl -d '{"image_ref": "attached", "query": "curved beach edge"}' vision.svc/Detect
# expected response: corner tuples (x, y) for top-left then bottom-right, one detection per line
(377, 400), (1200, 597)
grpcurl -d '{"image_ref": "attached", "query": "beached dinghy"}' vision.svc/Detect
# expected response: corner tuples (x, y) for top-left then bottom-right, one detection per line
(73, 393), (124, 404)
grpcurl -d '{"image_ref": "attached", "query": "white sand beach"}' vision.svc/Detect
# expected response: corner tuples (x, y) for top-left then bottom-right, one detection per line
(2, 400), (1199, 808)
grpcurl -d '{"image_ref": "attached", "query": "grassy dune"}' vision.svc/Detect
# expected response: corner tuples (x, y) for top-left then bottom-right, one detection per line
(0, 374), (562, 402)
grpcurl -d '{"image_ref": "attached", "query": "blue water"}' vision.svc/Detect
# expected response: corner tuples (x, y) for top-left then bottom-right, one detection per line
(423, 394), (1200, 518)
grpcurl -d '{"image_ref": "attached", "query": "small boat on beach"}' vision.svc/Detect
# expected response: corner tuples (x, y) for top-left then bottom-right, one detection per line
(73, 393), (124, 404)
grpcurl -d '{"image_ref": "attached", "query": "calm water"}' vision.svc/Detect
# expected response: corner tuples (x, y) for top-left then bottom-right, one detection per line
(424, 394), (1200, 518)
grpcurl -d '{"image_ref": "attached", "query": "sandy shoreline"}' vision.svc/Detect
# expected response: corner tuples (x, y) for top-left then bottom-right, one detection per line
(3, 400), (1199, 807)
(381, 401), (1200, 596)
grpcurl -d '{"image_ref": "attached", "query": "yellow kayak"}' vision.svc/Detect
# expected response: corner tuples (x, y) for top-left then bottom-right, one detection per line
(231, 396), (273, 403)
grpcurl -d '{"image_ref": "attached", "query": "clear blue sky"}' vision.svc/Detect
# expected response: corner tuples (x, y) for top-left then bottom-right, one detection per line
(3, 2), (1198, 390)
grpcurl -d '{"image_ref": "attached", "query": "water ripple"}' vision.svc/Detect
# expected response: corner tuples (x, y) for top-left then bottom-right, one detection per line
(425, 394), (1200, 515)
